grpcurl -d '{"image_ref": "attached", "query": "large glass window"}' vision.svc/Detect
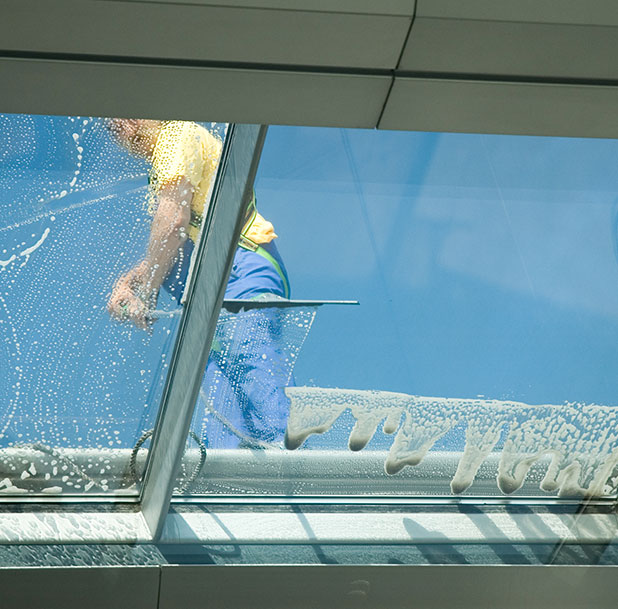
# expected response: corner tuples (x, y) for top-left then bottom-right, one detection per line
(176, 127), (618, 500)
(4, 115), (618, 503)
(0, 113), (226, 496)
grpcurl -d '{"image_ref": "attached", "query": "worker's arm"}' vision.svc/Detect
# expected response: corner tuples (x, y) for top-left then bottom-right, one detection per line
(108, 177), (193, 329)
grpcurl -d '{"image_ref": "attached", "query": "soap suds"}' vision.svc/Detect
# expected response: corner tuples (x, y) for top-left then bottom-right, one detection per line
(0, 254), (16, 270)
(18, 227), (49, 266)
(0, 229), (50, 272)
(285, 387), (618, 498)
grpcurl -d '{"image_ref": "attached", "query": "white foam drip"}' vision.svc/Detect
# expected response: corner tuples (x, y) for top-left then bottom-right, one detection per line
(19, 227), (49, 259)
(0, 228), (50, 272)
(17, 227), (50, 268)
(284, 387), (618, 498)
(0, 254), (16, 269)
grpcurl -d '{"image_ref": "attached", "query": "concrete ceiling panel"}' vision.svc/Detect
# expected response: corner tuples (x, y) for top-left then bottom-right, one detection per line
(1, 0), (411, 70)
(415, 0), (618, 26)
(400, 18), (618, 80)
(0, 58), (392, 128)
(379, 77), (618, 138)
(101, 0), (417, 16)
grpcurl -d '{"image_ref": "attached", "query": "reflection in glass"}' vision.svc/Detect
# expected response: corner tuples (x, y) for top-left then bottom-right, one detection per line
(193, 303), (316, 449)
(0, 113), (225, 495)
(178, 127), (618, 499)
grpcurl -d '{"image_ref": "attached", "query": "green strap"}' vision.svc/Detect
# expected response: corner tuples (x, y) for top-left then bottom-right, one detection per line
(237, 191), (290, 299)
(242, 191), (258, 236)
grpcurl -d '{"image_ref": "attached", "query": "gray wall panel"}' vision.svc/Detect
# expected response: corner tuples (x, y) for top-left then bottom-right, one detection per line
(102, 0), (417, 15)
(0, 59), (390, 127)
(0, 566), (159, 609)
(415, 0), (618, 25)
(401, 18), (618, 79)
(2, 3), (617, 141)
(160, 564), (618, 609)
(1, 0), (410, 69)
(380, 78), (618, 138)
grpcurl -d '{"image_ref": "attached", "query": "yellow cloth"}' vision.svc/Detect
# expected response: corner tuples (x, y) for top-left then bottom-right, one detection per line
(149, 121), (222, 243)
(244, 212), (277, 244)
(149, 121), (278, 246)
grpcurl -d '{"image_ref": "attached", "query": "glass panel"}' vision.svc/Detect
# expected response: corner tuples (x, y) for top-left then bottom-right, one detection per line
(0, 113), (226, 495)
(176, 126), (618, 500)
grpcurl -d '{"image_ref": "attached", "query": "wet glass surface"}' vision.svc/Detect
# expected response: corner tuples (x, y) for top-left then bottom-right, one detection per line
(0, 113), (226, 495)
(177, 127), (618, 499)
(4, 116), (617, 500)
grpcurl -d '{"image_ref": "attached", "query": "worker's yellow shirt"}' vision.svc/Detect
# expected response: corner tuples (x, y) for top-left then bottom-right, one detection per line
(149, 121), (222, 242)
(149, 121), (277, 245)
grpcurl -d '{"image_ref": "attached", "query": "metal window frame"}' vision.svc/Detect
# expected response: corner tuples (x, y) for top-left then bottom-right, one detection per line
(139, 123), (268, 538)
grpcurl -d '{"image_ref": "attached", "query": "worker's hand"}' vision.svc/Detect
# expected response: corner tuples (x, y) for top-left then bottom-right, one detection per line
(108, 265), (157, 331)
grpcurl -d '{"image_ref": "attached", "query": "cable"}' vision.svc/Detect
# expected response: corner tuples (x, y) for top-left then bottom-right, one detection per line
(129, 429), (207, 493)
